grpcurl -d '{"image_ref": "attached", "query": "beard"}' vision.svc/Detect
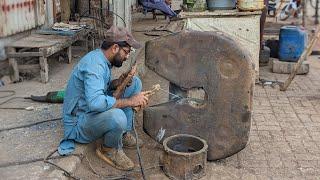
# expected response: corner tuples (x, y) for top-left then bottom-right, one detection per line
(112, 52), (123, 67)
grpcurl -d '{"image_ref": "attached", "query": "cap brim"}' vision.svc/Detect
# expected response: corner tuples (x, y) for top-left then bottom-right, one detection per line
(127, 39), (142, 49)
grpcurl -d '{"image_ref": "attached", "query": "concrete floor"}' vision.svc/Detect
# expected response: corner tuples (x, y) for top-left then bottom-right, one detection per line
(0, 13), (320, 179)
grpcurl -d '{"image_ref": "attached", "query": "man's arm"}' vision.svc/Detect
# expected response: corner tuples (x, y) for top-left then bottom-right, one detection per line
(82, 62), (116, 112)
(113, 92), (149, 109)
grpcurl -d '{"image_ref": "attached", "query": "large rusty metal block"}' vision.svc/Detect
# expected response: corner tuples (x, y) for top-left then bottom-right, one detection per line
(143, 30), (254, 160)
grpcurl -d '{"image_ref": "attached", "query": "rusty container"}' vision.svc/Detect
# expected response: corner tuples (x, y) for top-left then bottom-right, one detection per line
(237, 0), (265, 11)
(162, 134), (208, 180)
(143, 30), (253, 160)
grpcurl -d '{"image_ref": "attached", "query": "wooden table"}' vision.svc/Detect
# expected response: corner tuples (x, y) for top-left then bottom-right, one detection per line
(6, 29), (88, 83)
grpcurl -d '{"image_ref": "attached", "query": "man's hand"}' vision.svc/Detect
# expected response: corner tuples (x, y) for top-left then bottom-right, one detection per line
(112, 65), (137, 90)
(110, 79), (122, 90)
(129, 92), (149, 107)
(112, 91), (149, 109)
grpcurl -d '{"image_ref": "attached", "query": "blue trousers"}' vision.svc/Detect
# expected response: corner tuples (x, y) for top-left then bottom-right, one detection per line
(78, 76), (142, 149)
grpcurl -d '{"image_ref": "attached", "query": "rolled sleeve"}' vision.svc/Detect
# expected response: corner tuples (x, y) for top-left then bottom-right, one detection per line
(106, 95), (116, 109)
(82, 62), (115, 112)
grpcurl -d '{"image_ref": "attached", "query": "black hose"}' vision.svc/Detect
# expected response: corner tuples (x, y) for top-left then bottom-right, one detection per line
(132, 112), (147, 180)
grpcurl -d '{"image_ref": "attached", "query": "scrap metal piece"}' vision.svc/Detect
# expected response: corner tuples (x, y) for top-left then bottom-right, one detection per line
(143, 30), (253, 160)
(162, 134), (208, 180)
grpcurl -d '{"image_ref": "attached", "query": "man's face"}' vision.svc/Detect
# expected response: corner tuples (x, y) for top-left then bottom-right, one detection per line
(165, 0), (172, 5)
(112, 45), (131, 68)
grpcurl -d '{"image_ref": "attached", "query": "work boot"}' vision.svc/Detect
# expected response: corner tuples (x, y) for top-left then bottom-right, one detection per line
(123, 132), (143, 149)
(96, 145), (134, 171)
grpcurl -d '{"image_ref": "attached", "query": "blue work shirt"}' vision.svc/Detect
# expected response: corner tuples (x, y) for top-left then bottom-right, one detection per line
(58, 49), (116, 155)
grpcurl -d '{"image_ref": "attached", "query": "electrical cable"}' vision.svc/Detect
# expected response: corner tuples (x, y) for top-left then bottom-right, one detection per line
(0, 90), (33, 110)
(44, 149), (81, 180)
(0, 117), (62, 132)
(0, 90), (15, 98)
(132, 112), (147, 180)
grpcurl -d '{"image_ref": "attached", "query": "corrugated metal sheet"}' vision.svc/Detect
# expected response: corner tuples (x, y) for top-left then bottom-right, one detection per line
(110, 0), (131, 31)
(0, 0), (45, 37)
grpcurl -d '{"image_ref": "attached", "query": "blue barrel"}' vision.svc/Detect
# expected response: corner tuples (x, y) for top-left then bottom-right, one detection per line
(206, 0), (236, 10)
(279, 26), (308, 62)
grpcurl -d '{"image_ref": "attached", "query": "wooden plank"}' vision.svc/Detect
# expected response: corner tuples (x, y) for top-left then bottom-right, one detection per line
(60, 0), (71, 22)
(7, 47), (20, 82)
(180, 10), (262, 18)
(18, 64), (41, 70)
(280, 26), (320, 91)
(18, 64), (41, 74)
(44, 31), (88, 57)
(36, 29), (77, 36)
(7, 52), (43, 58)
(7, 30), (88, 48)
(6, 34), (67, 48)
(0, 59), (8, 69)
(39, 48), (49, 83)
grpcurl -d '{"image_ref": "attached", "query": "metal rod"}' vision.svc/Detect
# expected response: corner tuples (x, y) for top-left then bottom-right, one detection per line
(316, 0), (319, 24)
(157, 87), (183, 99)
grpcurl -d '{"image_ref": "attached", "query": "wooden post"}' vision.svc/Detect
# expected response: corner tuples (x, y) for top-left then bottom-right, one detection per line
(39, 48), (49, 83)
(302, 0), (307, 27)
(60, 0), (71, 22)
(67, 46), (72, 64)
(7, 47), (19, 82)
(280, 27), (320, 91)
(85, 35), (89, 52)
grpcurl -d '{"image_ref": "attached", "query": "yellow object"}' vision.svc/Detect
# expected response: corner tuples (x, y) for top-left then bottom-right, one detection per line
(237, 0), (265, 11)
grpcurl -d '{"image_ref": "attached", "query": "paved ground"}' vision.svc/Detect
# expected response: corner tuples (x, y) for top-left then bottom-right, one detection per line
(0, 13), (320, 179)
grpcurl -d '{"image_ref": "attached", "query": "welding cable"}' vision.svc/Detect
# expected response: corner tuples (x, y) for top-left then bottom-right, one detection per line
(44, 149), (81, 180)
(0, 90), (33, 110)
(83, 150), (161, 179)
(0, 90), (15, 98)
(132, 112), (147, 180)
(0, 117), (62, 132)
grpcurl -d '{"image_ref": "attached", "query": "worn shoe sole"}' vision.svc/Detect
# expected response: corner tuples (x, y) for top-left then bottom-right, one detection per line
(95, 147), (134, 171)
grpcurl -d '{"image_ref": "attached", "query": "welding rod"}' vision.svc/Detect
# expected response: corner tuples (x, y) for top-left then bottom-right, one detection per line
(157, 87), (183, 99)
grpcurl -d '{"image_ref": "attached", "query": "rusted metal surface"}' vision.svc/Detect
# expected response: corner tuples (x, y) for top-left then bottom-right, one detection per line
(143, 30), (253, 160)
(184, 15), (260, 81)
(162, 134), (208, 180)
(0, 0), (45, 37)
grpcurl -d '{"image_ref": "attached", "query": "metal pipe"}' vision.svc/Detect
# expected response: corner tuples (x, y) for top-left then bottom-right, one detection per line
(303, 0), (307, 27)
(316, 0), (319, 24)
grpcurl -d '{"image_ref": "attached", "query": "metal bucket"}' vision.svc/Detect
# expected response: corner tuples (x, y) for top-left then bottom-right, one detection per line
(162, 134), (208, 180)
(206, 0), (236, 10)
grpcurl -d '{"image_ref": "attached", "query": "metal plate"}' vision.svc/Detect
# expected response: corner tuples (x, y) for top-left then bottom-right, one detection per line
(0, 0), (45, 37)
(143, 30), (254, 160)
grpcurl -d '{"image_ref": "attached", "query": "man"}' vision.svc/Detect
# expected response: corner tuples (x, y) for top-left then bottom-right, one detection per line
(58, 26), (148, 171)
(140, 0), (177, 19)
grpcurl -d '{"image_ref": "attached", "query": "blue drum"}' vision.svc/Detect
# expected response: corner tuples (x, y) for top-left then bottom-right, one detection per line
(279, 26), (308, 62)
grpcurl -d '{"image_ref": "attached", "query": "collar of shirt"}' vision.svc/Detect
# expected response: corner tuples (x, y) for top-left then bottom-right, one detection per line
(98, 48), (112, 68)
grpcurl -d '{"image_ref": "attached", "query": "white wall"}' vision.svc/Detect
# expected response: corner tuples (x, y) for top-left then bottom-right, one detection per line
(109, 0), (132, 31)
